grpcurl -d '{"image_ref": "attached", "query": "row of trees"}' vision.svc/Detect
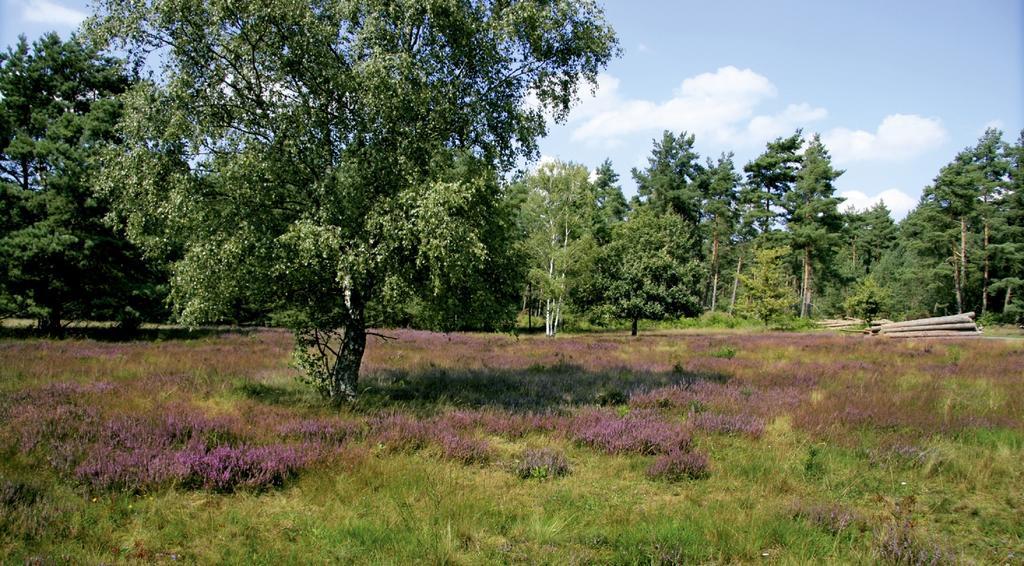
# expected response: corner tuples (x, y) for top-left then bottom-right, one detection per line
(1, 16), (1020, 400)
(4, 33), (1023, 341)
(513, 126), (1024, 334)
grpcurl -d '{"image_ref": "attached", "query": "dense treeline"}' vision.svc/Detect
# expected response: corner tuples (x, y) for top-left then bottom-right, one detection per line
(1, 33), (1022, 339)
(517, 127), (1024, 333)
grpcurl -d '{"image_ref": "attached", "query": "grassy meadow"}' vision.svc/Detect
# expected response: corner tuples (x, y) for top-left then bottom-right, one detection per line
(1, 328), (1022, 564)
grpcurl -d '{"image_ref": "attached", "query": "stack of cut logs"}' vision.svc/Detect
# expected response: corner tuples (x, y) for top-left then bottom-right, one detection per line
(818, 318), (896, 332)
(866, 312), (981, 338)
(818, 317), (866, 330)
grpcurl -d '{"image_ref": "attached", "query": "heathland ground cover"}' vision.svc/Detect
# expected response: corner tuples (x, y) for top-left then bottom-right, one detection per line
(1, 329), (1022, 563)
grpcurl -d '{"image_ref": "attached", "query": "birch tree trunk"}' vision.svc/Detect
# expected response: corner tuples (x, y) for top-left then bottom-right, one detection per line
(329, 322), (365, 403)
(730, 255), (743, 313)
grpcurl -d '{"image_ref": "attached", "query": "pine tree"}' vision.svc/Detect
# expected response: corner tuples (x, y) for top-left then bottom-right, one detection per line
(698, 152), (740, 311)
(633, 131), (703, 224)
(0, 33), (164, 332)
(591, 158), (628, 244)
(738, 246), (796, 326)
(784, 134), (844, 318)
(741, 132), (803, 234)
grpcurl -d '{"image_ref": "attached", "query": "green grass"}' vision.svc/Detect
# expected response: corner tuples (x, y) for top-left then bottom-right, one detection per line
(2, 329), (1022, 563)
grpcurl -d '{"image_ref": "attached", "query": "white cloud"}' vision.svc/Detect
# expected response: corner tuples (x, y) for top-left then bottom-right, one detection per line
(981, 119), (1005, 133)
(532, 154), (557, 172)
(636, 43), (650, 54)
(747, 103), (829, 140)
(20, 0), (87, 26)
(570, 66), (825, 148)
(823, 114), (948, 163)
(839, 188), (919, 219)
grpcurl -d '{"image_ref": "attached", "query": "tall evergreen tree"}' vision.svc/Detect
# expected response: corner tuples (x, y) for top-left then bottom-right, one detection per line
(698, 152), (740, 311)
(633, 131), (703, 224)
(970, 128), (1010, 314)
(741, 131), (804, 234)
(0, 33), (164, 332)
(591, 158), (628, 244)
(784, 134), (844, 317)
(923, 146), (982, 313)
(991, 130), (1024, 321)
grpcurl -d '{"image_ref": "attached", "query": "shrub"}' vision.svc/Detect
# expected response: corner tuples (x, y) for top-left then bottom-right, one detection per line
(791, 501), (861, 535)
(369, 414), (434, 451)
(174, 443), (321, 492)
(0, 479), (41, 509)
(877, 520), (957, 565)
(515, 448), (571, 479)
(646, 449), (709, 481)
(437, 432), (491, 464)
(710, 346), (737, 359)
(571, 410), (690, 455)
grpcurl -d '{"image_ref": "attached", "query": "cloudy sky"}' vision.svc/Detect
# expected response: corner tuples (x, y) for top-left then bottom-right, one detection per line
(2, 0), (1021, 218)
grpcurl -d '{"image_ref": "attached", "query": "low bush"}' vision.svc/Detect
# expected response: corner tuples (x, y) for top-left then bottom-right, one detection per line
(515, 448), (571, 479)
(646, 449), (709, 481)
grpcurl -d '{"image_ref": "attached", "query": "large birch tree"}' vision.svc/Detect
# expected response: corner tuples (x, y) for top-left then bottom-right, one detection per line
(88, 0), (618, 401)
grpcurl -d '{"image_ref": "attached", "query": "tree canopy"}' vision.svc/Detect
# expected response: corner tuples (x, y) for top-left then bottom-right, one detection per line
(87, 0), (618, 401)
(0, 33), (164, 332)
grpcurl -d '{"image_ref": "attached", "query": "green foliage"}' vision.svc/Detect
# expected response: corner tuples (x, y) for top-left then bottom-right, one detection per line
(741, 132), (803, 234)
(0, 33), (166, 333)
(516, 160), (599, 336)
(633, 131), (704, 223)
(591, 158), (628, 244)
(588, 207), (704, 334)
(738, 246), (797, 326)
(710, 346), (736, 359)
(88, 0), (619, 399)
(843, 276), (891, 325)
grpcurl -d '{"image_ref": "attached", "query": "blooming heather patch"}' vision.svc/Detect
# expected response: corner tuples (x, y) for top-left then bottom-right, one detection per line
(630, 381), (803, 419)
(440, 409), (570, 439)
(571, 409), (690, 455)
(436, 431), (491, 464)
(646, 449), (709, 481)
(877, 520), (957, 565)
(173, 442), (322, 492)
(368, 413), (436, 451)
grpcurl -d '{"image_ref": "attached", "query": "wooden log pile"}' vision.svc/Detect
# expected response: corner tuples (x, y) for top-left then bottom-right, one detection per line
(818, 317), (864, 330)
(866, 312), (981, 338)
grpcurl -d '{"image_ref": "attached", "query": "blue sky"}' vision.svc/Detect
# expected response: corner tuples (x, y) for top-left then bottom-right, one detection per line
(3, 0), (1021, 218)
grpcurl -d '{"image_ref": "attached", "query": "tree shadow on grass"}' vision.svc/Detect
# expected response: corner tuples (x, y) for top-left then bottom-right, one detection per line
(233, 380), (320, 408)
(353, 363), (731, 413)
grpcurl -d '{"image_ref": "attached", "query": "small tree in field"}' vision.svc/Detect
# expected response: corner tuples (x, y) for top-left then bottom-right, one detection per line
(844, 275), (890, 326)
(739, 246), (795, 326)
(590, 207), (704, 336)
(89, 0), (618, 402)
